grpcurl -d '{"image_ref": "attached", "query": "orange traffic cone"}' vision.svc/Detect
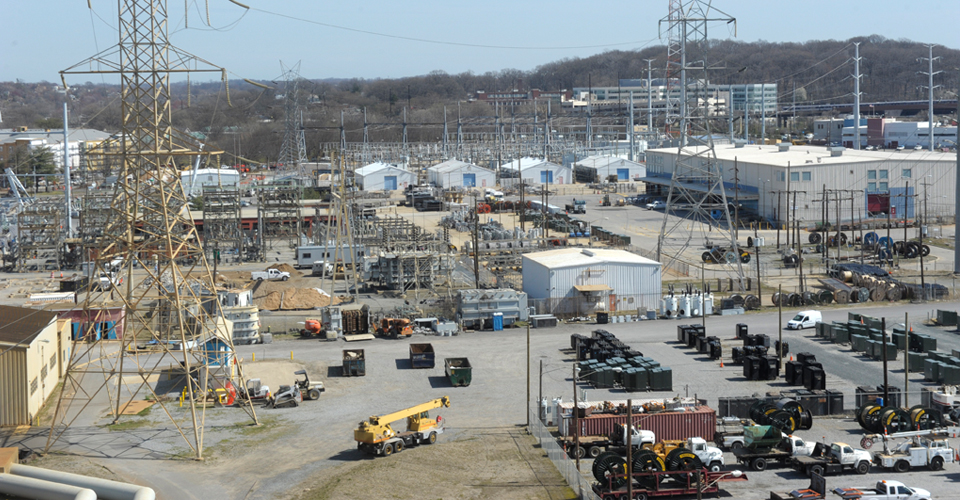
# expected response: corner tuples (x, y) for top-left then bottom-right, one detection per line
(790, 355), (793, 361)
(720, 359), (724, 368)
(59, 271), (63, 278)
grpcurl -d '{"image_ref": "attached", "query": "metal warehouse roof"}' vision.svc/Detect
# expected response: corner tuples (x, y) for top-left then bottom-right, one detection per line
(523, 248), (660, 269)
(648, 144), (956, 167)
(355, 162), (410, 175)
(500, 157), (546, 171)
(575, 155), (644, 169)
(429, 159), (492, 173)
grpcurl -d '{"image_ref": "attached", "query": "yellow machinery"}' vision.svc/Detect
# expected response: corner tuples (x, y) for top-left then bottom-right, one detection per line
(354, 396), (451, 456)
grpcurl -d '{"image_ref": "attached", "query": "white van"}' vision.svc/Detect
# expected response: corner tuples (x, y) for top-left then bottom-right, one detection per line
(787, 310), (822, 330)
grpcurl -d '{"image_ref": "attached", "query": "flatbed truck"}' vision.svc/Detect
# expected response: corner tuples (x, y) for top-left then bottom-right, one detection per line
(592, 469), (747, 500)
(559, 424), (655, 459)
(732, 425), (815, 471)
(788, 442), (872, 477)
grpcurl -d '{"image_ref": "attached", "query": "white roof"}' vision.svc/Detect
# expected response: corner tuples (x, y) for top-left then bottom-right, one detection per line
(575, 155), (645, 169)
(500, 157), (546, 171)
(429, 159), (492, 174)
(523, 248), (660, 269)
(355, 162), (409, 175)
(648, 144), (955, 167)
(180, 168), (239, 177)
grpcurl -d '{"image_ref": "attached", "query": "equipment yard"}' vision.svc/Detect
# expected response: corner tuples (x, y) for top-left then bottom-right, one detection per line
(4, 299), (960, 499)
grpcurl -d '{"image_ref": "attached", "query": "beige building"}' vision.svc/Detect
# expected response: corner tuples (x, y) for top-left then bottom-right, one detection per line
(0, 305), (72, 426)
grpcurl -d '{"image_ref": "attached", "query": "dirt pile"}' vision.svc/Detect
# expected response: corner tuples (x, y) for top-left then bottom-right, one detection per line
(255, 288), (339, 311)
(267, 263), (297, 274)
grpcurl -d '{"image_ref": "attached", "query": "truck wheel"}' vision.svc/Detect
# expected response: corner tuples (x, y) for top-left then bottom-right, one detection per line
(856, 461), (870, 474)
(308, 388), (321, 400)
(574, 446), (586, 459)
(634, 493), (648, 500)
(730, 441), (743, 451)
(929, 456), (944, 471)
(587, 446), (602, 458)
(810, 465), (824, 477)
(427, 433), (437, 445)
(281, 276), (289, 281)
(382, 443), (393, 456)
(257, 277), (264, 281)
(709, 461), (722, 472)
(394, 441), (404, 453)
(752, 458), (767, 471)
(894, 460), (909, 473)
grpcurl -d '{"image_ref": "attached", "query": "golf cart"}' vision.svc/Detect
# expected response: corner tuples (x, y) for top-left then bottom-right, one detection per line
(295, 370), (325, 400)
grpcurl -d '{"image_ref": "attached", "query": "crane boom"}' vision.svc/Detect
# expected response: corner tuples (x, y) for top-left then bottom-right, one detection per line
(369, 396), (450, 426)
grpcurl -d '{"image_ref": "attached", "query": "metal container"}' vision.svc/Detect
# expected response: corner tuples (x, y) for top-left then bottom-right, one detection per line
(444, 357), (472, 387)
(908, 352), (927, 372)
(825, 388), (844, 414)
(941, 364), (960, 385)
(409, 343), (436, 369)
(342, 349), (366, 377)
(559, 406), (717, 440)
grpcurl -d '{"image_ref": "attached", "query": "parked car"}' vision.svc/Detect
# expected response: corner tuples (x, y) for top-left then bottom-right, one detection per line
(645, 200), (665, 210)
(788, 310), (822, 330)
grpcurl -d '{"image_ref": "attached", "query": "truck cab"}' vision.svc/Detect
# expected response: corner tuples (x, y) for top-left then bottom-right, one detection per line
(687, 437), (725, 472)
(783, 434), (816, 457)
(252, 268), (290, 281)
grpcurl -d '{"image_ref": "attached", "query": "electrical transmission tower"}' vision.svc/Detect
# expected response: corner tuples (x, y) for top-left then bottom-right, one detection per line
(277, 61), (309, 182)
(656, 1), (745, 285)
(47, 0), (258, 460)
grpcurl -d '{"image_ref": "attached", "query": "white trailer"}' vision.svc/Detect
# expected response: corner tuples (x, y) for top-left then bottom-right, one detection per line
(296, 244), (365, 269)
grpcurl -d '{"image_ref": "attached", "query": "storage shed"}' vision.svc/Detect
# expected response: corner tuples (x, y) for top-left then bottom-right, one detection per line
(521, 248), (661, 315)
(501, 158), (572, 185)
(573, 155), (646, 183)
(0, 305), (72, 426)
(428, 159), (496, 189)
(354, 162), (416, 191)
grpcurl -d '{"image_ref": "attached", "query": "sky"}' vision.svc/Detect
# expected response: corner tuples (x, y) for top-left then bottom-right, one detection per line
(1, 0), (957, 84)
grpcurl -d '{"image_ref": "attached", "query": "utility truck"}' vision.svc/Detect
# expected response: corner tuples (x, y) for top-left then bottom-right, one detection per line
(789, 442), (873, 477)
(559, 423), (655, 459)
(865, 427), (959, 472)
(714, 417), (749, 450)
(732, 425), (816, 471)
(251, 268), (290, 281)
(832, 480), (931, 500)
(354, 396), (450, 456)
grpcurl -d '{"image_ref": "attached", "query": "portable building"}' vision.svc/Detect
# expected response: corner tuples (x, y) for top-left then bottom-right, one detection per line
(355, 162), (415, 191)
(428, 159), (496, 188)
(574, 155), (646, 183)
(522, 248), (661, 315)
(0, 305), (72, 426)
(500, 158), (572, 185)
(180, 168), (241, 197)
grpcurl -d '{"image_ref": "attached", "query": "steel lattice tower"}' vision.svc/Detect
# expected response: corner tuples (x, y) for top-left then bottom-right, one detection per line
(277, 61), (308, 181)
(656, 1), (745, 285)
(47, 0), (259, 460)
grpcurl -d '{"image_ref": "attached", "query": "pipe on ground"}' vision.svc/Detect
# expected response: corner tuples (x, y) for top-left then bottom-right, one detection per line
(9, 464), (156, 500)
(0, 473), (97, 500)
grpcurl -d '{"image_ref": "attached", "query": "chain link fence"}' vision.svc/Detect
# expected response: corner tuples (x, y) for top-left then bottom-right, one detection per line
(528, 407), (602, 500)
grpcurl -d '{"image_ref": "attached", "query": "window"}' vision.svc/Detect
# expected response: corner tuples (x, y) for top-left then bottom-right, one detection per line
(30, 377), (38, 395)
(879, 182), (888, 191)
(302, 253), (311, 259)
(41, 365), (48, 379)
(867, 170), (877, 180)
(790, 172), (800, 182)
(868, 182), (877, 192)
(802, 172), (811, 181)
(903, 168), (912, 178)
(777, 172), (786, 182)
(50, 353), (57, 369)
(879, 170), (888, 179)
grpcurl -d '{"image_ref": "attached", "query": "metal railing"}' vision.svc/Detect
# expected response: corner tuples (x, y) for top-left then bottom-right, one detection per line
(528, 408), (602, 500)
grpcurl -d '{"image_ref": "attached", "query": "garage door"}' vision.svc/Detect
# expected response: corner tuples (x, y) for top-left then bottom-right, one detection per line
(540, 171), (554, 183)
(384, 176), (397, 190)
(463, 173), (476, 187)
(617, 168), (629, 181)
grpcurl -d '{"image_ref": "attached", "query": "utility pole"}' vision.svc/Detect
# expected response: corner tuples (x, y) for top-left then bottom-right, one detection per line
(628, 91), (635, 162)
(760, 83), (766, 144)
(473, 194), (481, 289)
(918, 45), (941, 151)
(734, 157), (739, 241)
(904, 312), (910, 406)
(785, 162), (792, 246)
(644, 59), (655, 132)
(626, 399), (633, 500)
(920, 180), (929, 299)
(852, 42), (862, 150)
(881, 317), (889, 403)
(955, 68), (960, 273)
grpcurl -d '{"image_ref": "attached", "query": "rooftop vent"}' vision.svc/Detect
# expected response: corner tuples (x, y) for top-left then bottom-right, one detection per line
(581, 249), (596, 257)
(778, 143), (791, 152)
(828, 146), (845, 157)
(734, 140), (746, 149)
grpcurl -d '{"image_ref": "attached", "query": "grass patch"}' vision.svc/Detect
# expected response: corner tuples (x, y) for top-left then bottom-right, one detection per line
(136, 406), (153, 417)
(105, 418), (151, 432)
(924, 237), (954, 250)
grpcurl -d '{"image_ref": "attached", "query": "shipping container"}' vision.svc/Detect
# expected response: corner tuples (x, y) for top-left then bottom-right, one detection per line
(559, 406), (716, 441)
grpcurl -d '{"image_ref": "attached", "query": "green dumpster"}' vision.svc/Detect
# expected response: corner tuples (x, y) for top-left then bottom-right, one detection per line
(445, 357), (473, 387)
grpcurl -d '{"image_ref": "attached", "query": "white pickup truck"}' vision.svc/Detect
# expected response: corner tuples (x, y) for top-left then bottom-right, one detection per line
(832, 480), (931, 500)
(872, 435), (956, 472)
(251, 268), (290, 281)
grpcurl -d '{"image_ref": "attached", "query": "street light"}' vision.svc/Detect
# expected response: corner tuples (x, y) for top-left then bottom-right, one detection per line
(572, 364), (621, 471)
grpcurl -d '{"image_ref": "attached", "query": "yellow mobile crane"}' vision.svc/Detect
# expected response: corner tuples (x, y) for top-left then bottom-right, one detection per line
(354, 396), (451, 456)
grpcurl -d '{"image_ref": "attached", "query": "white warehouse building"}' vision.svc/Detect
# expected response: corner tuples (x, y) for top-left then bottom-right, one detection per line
(573, 155), (646, 183)
(522, 248), (662, 315)
(428, 159), (496, 188)
(501, 157), (572, 185)
(644, 143), (957, 225)
(355, 162), (416, 191)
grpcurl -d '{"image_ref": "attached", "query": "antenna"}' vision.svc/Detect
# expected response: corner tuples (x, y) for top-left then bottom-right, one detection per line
(917, 44), (942, 152)
(851, 43), (863, 150)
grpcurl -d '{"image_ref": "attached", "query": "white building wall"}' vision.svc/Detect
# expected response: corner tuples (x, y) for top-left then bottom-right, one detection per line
(357, 167), (415, 191)
(518, 162), (572, 185)
(181, 169), (240, 197)
(522, 253), (662, 312)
